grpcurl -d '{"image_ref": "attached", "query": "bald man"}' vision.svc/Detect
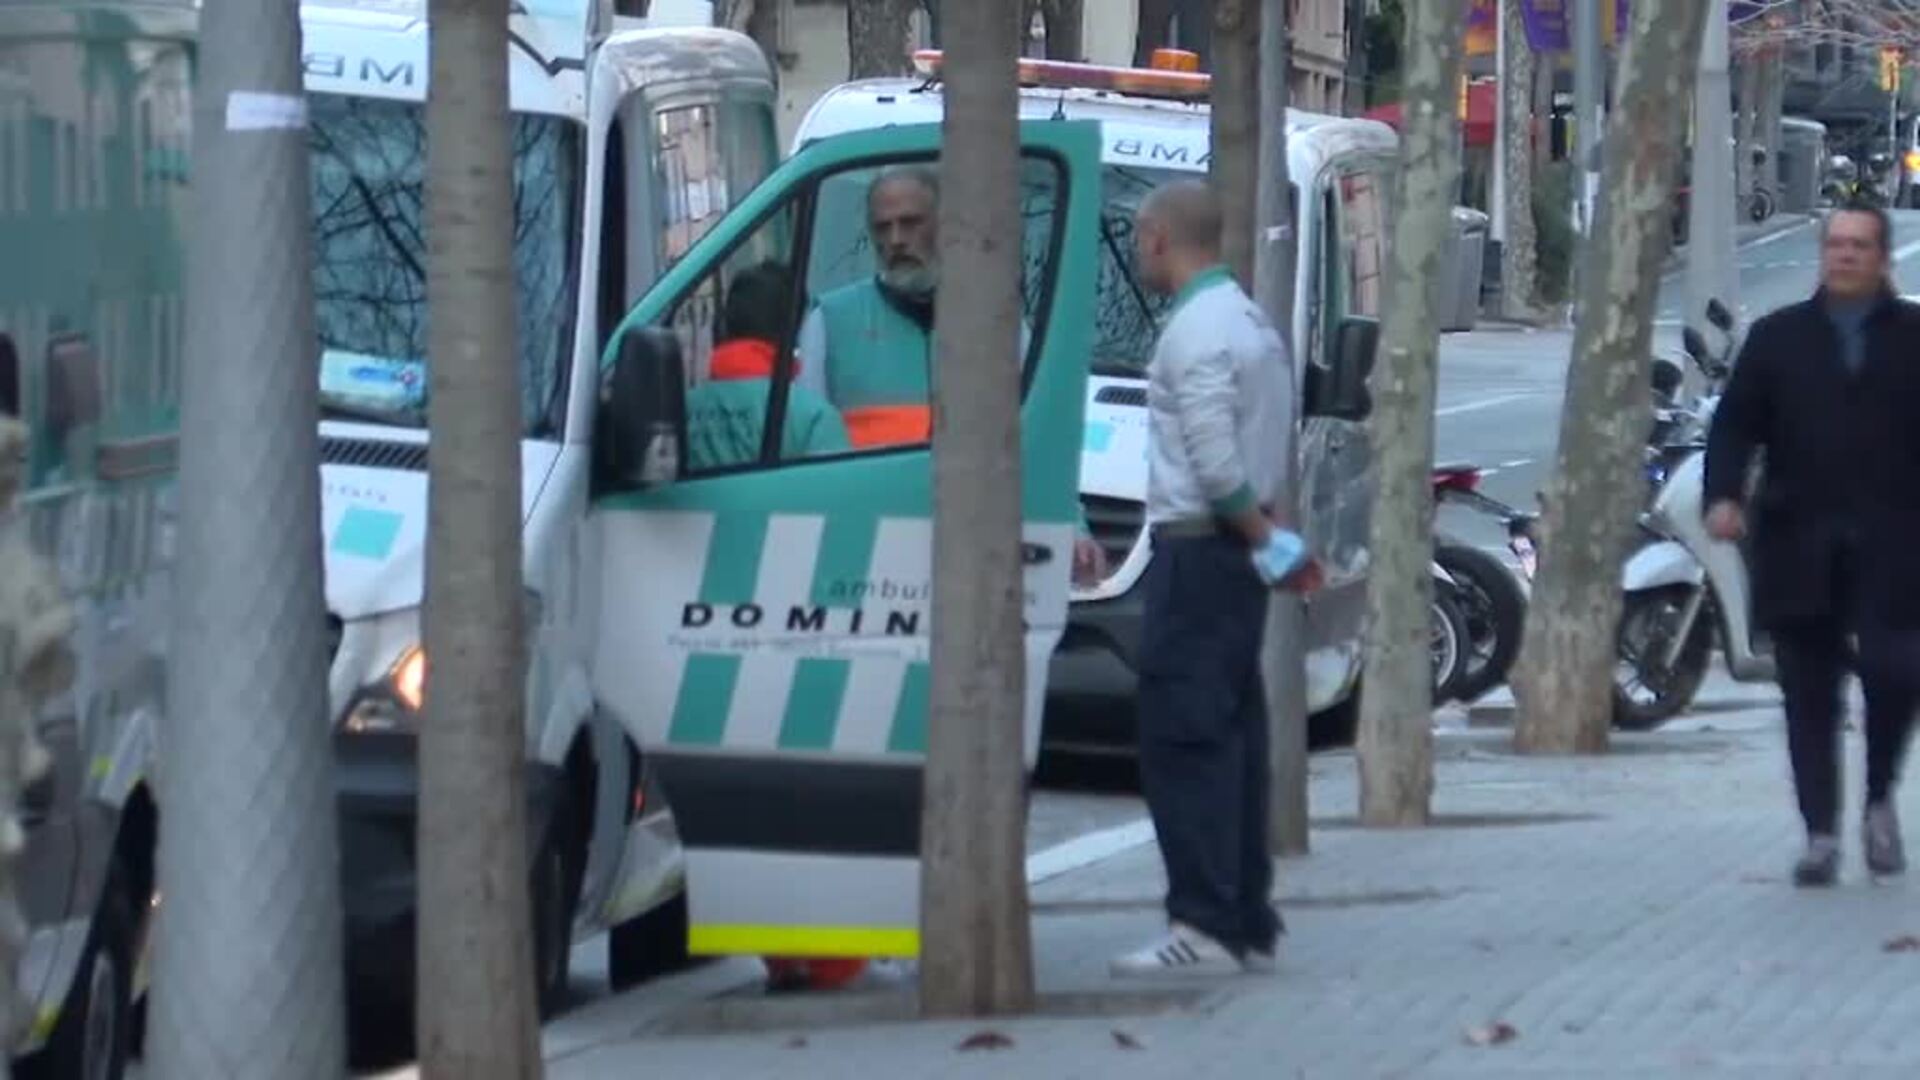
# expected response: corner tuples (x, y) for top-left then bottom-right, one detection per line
(1110, 179), (1305, 978)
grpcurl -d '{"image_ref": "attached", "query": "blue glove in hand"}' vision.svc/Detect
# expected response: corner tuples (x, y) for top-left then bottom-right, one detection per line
(1250, 527), (1308, 586)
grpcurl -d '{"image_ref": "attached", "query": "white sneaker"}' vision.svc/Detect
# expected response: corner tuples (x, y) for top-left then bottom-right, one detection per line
(1109, 922), (1242, 978)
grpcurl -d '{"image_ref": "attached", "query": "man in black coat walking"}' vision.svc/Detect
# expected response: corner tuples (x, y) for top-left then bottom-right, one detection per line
(1705, 203), (1920, 886)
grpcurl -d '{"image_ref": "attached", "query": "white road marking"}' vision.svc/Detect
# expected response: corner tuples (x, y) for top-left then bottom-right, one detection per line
(1025, 817), (1157, 885)
(1436, 392), (1536, 418)
(1739, 218), (1813, 253)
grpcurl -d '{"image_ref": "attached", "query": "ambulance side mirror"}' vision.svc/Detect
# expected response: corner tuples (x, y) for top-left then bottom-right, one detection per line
(1308, 316), (1377, 422)
(593, 325), (687, 497)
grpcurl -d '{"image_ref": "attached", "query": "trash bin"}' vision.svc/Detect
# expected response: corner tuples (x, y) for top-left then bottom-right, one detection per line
(1442, 207), (1489, 331)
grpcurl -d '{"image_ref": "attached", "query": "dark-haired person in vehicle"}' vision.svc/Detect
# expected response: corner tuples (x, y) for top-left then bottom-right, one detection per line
(685, 260), (849, 471)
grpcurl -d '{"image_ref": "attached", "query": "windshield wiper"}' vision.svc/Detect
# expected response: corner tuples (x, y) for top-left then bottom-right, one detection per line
(1099, 212), (1157, 333)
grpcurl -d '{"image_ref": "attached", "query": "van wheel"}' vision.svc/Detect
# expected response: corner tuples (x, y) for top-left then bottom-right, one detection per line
(608, 891), (690, 993)
(19, 868), (134, 1080)
(531, 797), (578, 1019)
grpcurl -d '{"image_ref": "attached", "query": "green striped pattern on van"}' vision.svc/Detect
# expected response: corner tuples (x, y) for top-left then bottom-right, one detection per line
(594, 503), (1069, 759)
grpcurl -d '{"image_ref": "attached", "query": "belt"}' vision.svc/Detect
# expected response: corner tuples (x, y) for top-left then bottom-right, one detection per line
(1150, 516), (1237, 541)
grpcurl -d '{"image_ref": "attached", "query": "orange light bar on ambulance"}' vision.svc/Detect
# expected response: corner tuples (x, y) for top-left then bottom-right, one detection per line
(910, 49), (1211, 101)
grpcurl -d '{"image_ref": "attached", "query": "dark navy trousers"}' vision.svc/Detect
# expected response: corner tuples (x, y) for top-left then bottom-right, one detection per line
(1136, 532), (1284, 955)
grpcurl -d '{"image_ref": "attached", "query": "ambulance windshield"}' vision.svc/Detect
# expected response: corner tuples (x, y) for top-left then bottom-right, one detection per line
(307, 93), (581, 436)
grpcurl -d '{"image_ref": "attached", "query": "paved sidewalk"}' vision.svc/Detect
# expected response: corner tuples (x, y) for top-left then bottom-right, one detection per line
(536, 696), (1920, 1079)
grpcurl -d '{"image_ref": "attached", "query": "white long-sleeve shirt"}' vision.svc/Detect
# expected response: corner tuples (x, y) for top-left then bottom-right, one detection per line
(1145, 266), (1291, 527)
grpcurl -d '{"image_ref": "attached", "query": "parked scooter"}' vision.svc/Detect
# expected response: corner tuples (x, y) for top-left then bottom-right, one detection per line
(1612, 300), (1772, 729)
(1431, 466), (1531, 704)
(1429, 331), (1720, 713)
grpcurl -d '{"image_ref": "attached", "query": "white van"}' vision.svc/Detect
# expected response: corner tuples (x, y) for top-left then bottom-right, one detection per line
(298, 0), (781, 1018)
(792, 54), (1399, 752)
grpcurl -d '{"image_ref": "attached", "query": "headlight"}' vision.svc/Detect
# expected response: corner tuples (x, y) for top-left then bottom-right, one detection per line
(391, 645), (426, 711)
(341, 645), (426, 735)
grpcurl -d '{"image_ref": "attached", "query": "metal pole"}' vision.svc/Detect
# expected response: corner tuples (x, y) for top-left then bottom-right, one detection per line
(1573, 0), (1601, 234)
(1254, 0), (1307, 856)
(1492, 0), (1508, 244)
(1687, 0), (1737, 347)
(147, 0), (346, 1073)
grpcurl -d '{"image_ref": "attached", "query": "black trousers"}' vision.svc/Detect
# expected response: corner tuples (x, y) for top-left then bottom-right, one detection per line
(1136, 533), (1283, 955)
(1773, 547), (1920, 837)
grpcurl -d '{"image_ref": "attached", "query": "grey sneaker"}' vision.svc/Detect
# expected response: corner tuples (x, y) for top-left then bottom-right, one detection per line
(1110, 922), (1241, 978)
(1866, 802), (1907, 876)
(1794, 834), (1840, 887)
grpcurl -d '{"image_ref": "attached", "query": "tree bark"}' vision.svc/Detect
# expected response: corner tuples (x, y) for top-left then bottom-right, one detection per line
(849, 0), (918, 78)
(1031, 0), (1085, 61)
(1134, 0), (1179, 64)
(1211, 0), (1260, 287)
(1345, 0), (1371, 115)
(1736, 52), (1763, 201)
(1500, 0), (1540, 317)
(1510, 2), (1713, 756)
(1354, 0), (1468, 828)
(418, 0), (541, 1074)
(1253, 0), (1309, 856)
(716, 0), (784, 69)
(1758, 48), (1786, 194)
(919, 0), (1033, 1020)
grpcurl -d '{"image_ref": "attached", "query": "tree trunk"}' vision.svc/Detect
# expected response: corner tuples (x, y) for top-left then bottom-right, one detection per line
(716, 0), (784, 70)
(1254, 0), (1309, 856)
(418, 0), (541, 1074)
(1135, 0), (1176, 64)
(1211, 0), (1260, 287)
(1510, 2), (1713, 756)
(1354, 0), (1468, 828)
(0, 417), (65, 1065)
(1500, 0), (1540, 317)
(849, 0), (917, 78)
(148, 0), (346, 1071)
(1533, 48), (1554, 175)
(919, 0), (1033, 1020)
(1034, 0), (1085, 61)
(1736, 53), (1763, 200)
(1758, 48), (1785, 194)
(1344, 0), (1370, 115)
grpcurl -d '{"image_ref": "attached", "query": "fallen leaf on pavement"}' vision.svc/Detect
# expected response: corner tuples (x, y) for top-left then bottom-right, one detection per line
(1883, 935), (1920, 953)
(958, 1030), (1015, 1052)
(1112, 1029), (1146, 1050)
(1465, 1021), (1519, 1047)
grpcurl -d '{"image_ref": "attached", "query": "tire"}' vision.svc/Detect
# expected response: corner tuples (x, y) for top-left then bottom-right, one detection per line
(1612, 586), (1714, 731)
(1431, 586), (1471, 705)
(1434, 543), (1528, 703)
(608, 889), (690, 993)
(530, 797), (578, 1020)
(19, 868), (134, 1080)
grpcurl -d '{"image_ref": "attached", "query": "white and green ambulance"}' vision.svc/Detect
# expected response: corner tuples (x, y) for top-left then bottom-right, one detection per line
(793, 53), (1398, 754)
(299, 0), (781, 1017)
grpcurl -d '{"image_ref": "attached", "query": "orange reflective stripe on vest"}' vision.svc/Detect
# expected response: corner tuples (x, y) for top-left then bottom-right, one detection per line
(842, 404), (932, 448)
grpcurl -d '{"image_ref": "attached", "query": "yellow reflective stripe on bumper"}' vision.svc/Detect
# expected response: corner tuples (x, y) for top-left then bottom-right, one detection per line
(688, 924), (919, 958)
